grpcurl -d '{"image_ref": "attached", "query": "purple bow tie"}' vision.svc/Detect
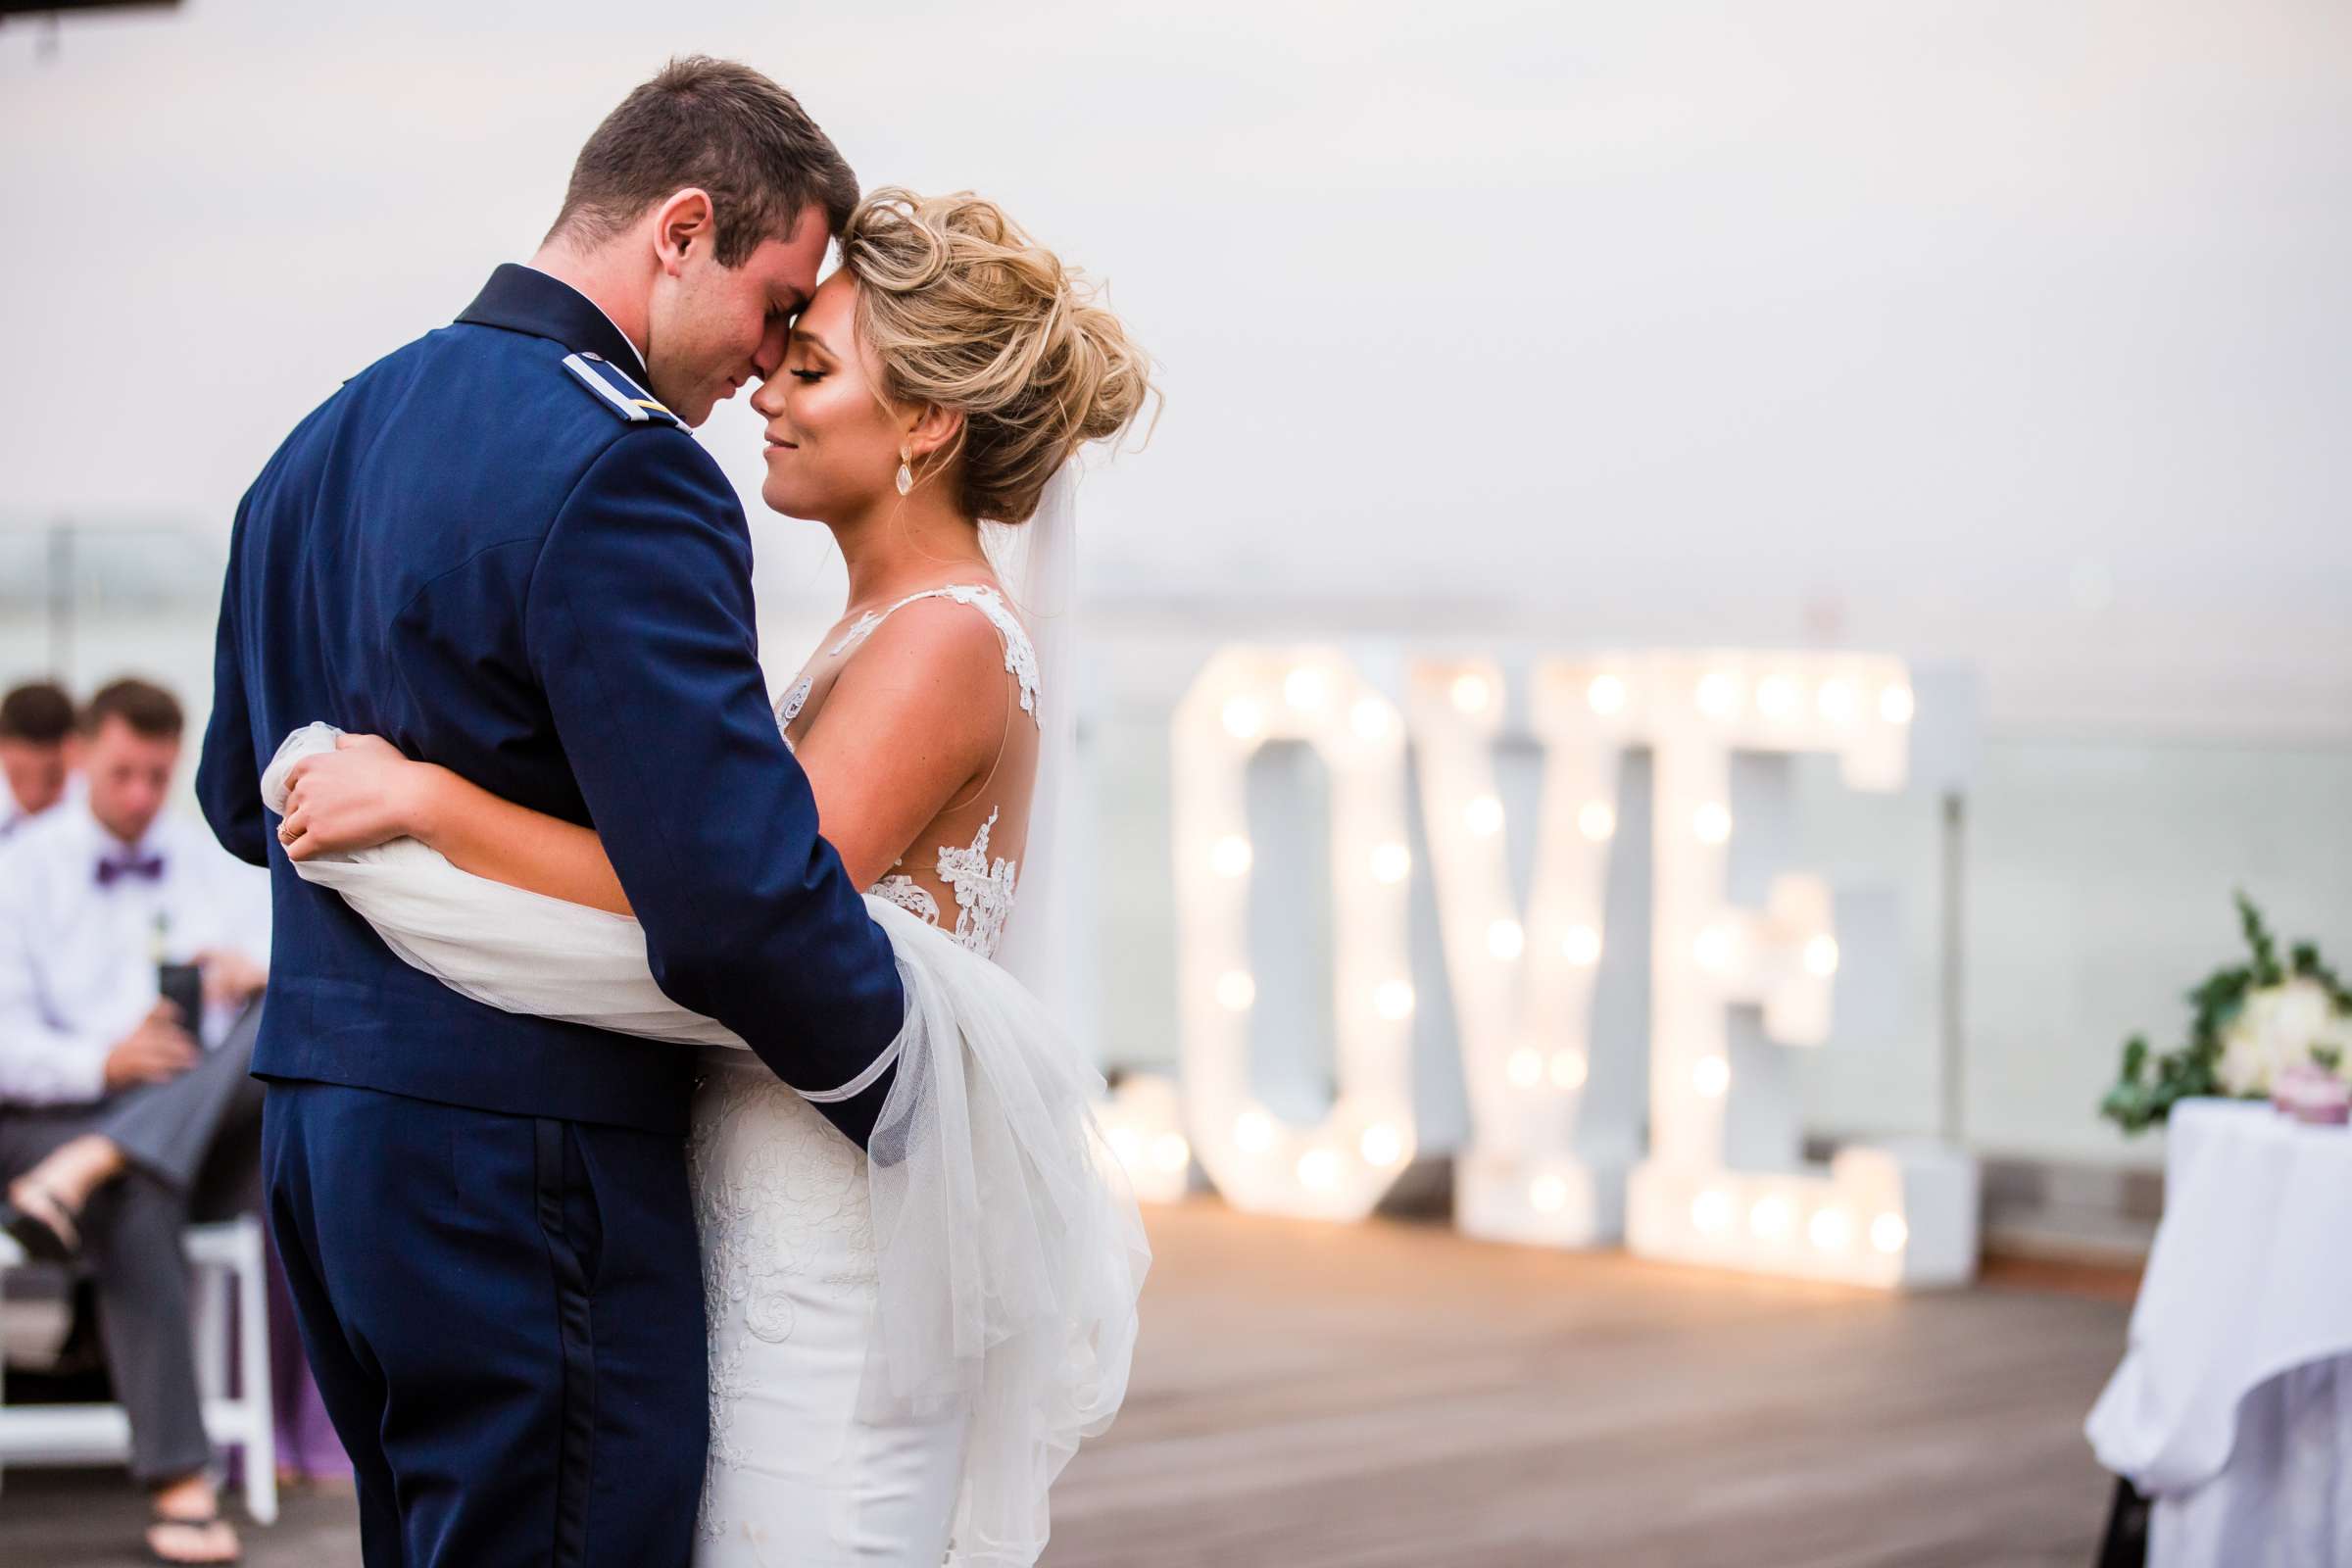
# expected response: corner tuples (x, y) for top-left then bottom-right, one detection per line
(95, 852), (166, 888)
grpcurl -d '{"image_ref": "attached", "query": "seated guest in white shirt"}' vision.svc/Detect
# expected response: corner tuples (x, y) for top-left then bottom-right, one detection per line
(0, 679), (78, 841)
(0, 678), (269, 1567)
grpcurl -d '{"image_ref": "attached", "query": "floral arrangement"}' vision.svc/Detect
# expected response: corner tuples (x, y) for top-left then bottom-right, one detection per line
(2100, 895), (2352, 1135)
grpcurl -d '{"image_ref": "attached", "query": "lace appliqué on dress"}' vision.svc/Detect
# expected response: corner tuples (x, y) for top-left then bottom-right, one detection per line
(937, 808), (1018, 958)
(868, 807), (1019, 962)
(869, 871), (942, 928)
(772, 676), (812, 753)
(829, 585), (1040, 723)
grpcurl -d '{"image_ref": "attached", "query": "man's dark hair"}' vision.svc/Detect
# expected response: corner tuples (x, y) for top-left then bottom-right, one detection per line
(547, 57), (860, 266)
(0, 680), (74, 745)
(80, 678), (182, 742)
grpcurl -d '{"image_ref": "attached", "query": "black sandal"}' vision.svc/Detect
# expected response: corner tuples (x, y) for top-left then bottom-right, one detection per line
(0, 1180), (81, 1262)
(145, 1511), (242, 1566)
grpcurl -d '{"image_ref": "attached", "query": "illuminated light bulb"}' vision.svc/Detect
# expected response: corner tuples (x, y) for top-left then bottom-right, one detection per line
(1804, 935), (1840, 978)
(1817, 680), (1858, 724)
(1283, 665), (1330, 712)
(1757, 674), (1799, 719)
(1234, 1109), (1276, 1154)
(1369, 842), (1412, 885)
(1214, 969), (1257, 1010)
(1694, 925), (1737, 972)
(1449, 672), (1494, 715)
(1221, 696), (1266, 740)
(1692, 1054), (1731, 1098)
(1359, 1123), (1405, 1168)
(1587, 673), (1627, 715)
(1577, 801), (1616, 842)
(1298, 1148), (1341, 1191)
(1507, 1049), (1544, 1089)
(1880, 684), (1916, 724)
(1349, 696), (1395, 741)
(1152, 1132), (1192, 1174)
(1465, 795), (1505, 837)
(1696, 670), (1740, 718)
(1562, 925), (1602, 965)
(1871, 1212), (1909, 1254)
(1692, 1189), (1734, 1235)
(1373, 979), (1416, 1020)
(1692, 803), (1733, 845)
(1487, 918), (1525, 960)
(1810, 1206), (1855, 1251)
(1531, 1174), (1569, 1213)
(1750, 1195), (1793, 1242)
(1210, 835), (1253, 878)
(1108, 1126), (1144, 1169)
(1548, 1051), (1588, 1091)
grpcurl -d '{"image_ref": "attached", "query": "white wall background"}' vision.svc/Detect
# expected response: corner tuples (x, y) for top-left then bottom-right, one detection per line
(5, 0), (2349, 1168)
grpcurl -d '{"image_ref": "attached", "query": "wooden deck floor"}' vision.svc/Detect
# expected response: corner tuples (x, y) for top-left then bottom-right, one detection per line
(0, 1199), (2129, 1566)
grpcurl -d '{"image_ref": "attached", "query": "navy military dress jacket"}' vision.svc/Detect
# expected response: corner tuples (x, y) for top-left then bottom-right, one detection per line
(197, 265), (903, 1139)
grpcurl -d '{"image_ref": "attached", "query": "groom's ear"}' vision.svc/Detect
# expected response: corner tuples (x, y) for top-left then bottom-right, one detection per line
(652, 188), (716, 273)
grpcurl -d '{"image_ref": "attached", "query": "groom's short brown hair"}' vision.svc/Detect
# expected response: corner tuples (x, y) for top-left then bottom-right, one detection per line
(547, 57), (860, 267)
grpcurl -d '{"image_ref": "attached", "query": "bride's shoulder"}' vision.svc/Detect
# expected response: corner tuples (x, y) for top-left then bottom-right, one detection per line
(857, 587), (1011, 664)
(818, 585), (1030, 734)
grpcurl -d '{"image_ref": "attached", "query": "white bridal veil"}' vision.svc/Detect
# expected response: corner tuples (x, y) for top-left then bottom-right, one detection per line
(981, 461), (1077, 1018)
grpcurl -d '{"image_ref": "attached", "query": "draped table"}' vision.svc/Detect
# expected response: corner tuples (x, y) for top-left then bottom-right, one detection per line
(2087, 1098), (2352, 1567)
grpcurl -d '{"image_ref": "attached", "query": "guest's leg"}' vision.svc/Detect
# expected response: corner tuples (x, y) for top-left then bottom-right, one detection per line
(0, 1107), (92, 1184)
(1, 1010), (265, 1256)
(186, 1054), (265, 1225)
(0, 1107), (109, 1256)
(77, 1170), (211, 1485)
(100, 1005), (263, 1197)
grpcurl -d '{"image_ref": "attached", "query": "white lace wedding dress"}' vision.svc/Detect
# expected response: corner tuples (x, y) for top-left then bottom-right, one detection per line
(259, 579), (1148, 1568)
(694, 584), (1061, 1566)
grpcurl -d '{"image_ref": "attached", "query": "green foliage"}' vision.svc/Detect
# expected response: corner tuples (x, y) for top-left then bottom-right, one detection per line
(2099, 893), (2348, 1136)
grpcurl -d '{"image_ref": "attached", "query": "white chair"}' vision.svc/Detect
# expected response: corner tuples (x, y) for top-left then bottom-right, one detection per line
(0, 1214), (277, 1524)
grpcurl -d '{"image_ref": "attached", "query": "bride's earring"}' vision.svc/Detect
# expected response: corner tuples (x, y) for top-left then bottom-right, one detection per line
(895, 451), (914, 498)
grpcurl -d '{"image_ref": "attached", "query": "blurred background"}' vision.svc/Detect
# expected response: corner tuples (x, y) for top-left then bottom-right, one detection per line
(4, 1), (2349, 1563)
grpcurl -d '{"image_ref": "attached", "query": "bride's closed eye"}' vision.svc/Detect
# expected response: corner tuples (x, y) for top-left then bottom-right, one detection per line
(790, 369), (826, 383)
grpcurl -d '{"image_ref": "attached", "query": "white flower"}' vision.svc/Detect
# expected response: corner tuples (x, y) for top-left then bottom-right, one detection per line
(2218, 978), (2351, 1096)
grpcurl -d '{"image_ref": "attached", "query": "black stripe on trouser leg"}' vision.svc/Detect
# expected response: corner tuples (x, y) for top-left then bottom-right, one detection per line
(535, 1118), (597, 1567)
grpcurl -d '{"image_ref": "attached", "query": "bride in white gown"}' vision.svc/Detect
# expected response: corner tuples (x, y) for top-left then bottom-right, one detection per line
(262, 188), (1155, 1566)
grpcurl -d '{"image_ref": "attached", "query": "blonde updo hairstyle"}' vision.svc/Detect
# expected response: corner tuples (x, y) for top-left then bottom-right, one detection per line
(839, 188), (1155, 524)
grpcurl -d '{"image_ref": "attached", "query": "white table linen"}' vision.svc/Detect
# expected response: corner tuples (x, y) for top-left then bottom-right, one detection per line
(2087, 1097), (2352, 1567)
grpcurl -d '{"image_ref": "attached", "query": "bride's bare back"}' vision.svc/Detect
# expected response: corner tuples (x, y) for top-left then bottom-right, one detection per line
(775, 580), (1041, 960)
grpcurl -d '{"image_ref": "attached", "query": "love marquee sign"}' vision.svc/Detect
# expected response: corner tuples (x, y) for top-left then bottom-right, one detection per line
(1097, 647), (1979, 1290)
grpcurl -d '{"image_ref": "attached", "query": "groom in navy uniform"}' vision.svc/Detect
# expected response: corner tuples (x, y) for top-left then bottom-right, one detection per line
(197, 60), (905, 1567)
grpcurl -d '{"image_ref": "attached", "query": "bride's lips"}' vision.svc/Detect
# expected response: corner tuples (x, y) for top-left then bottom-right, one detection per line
(763, 435), (800, 454)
